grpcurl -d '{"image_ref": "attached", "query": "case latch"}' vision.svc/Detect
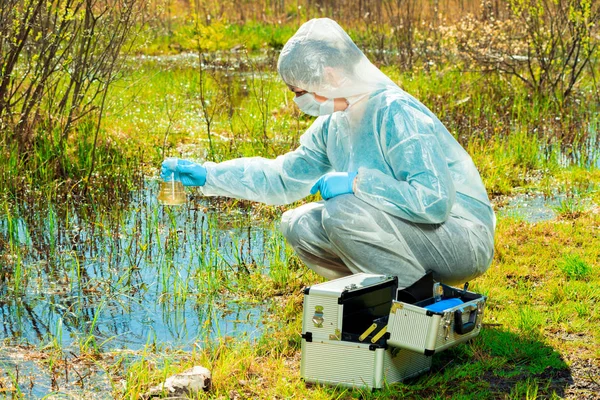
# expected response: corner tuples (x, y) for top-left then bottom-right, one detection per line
(443, 312), (452, 341)
(312, 306), (324, 328)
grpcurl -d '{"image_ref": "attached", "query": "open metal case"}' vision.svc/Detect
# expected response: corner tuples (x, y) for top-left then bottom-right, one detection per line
(300, 273), (431, 389)
(300, 273), (486, 389)
(387, 282), (486, 355)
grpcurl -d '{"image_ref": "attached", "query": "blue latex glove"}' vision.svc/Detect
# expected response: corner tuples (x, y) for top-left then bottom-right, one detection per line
(161, 158), (207, 187)
(310, 171), (357, 200)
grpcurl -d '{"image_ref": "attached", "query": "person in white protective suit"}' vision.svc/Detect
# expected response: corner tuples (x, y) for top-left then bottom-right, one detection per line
(161, 18), (495, 287)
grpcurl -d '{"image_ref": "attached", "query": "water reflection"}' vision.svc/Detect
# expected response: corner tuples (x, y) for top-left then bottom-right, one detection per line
(0, 180), (282, 352)
(496, 192), (595, 222)
(496, 193), (560, 222)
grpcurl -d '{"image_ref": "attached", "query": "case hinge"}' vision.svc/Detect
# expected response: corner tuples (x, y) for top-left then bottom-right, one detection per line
(329, 328), (341, 341)
(390, 302), (403, 314)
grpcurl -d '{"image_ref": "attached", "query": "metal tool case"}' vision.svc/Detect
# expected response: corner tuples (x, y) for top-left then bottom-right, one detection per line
(387, 283), (487, 355)
(300, 273), (431, 388)
(300, 273), (487, 388)
(300, 339), (431, 389)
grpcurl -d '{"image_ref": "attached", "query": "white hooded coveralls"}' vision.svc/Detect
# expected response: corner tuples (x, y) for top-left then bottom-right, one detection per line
(200, 18), (495, 286)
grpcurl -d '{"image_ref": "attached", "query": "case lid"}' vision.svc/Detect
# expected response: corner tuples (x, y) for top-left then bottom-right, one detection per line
(307, 273), (391, 297)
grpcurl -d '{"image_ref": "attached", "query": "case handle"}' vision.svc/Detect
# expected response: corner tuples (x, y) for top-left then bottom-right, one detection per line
(454, 305), (478, 335)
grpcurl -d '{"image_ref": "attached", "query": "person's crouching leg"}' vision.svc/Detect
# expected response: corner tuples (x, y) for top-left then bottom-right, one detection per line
(321, 194), (428, 287)
(280, 202), (352, 280)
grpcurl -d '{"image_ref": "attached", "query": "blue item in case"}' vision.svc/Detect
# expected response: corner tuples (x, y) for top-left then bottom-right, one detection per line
(424, 298), (464, 312)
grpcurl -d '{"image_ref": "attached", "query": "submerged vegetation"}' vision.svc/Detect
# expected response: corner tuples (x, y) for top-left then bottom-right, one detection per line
(1, 0), (599, 398)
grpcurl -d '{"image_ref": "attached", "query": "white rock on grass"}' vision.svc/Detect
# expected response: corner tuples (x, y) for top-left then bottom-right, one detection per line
(145, 366), (211, 399)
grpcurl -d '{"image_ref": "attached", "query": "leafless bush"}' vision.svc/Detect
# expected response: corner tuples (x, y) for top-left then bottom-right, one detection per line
(384, 0), (420, 70)
(196, 52), (226, 161)
(455, 0), (599, 101)
(192, 0), (226, 161)
(345, 0), (472, 70)
(245, 49), (278, 154)
(0, 0), (143, 152)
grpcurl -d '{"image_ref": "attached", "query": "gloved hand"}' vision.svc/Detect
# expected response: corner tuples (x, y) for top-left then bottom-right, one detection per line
(310, 171), (357, 200)
(161, 158), (207, 187)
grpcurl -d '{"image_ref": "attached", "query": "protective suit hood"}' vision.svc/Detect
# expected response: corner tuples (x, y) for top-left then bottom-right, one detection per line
(277, 18), (397, 99)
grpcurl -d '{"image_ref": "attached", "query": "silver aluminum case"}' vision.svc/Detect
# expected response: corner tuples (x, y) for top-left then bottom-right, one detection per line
(387, 288), (486, 355)
(300, 339), (431, 389)
(301, 273), (394, 342)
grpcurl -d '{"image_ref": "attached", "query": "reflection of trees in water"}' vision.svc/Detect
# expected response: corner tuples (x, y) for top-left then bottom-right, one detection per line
(0, 183), (268, 352)
(0, 282), (260, 351)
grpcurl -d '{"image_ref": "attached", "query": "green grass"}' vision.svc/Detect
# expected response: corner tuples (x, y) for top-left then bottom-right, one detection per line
(138, 20), (298, 55)
(559, 254), (594, 281)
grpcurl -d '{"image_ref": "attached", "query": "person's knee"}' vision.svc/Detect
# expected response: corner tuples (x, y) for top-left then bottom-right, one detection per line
(279, 208), (295, 242)
(321, 195), (365, 245)
(280, 203), (321, 249)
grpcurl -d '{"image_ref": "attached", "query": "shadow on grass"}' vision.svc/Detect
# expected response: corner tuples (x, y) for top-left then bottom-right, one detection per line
(403, 327), (573, 399)
(314, 328), (572, 399)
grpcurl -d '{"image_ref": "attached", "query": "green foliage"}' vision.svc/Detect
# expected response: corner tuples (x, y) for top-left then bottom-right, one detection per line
(479, 328), (566, 375)
(518, 306), (546, 339)
(559, 254), (593, 280)
(553, 197), (586, 219)
(225, 22), (296, 50)
(175, 21), (228, 52)
(0, 121), (141, 200)
(143, 20), (297, 54)
(508, 378), (540, 400)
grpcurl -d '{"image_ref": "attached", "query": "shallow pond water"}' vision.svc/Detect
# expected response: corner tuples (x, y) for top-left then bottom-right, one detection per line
(1, 179), (284, 396)
(496, 193), (562, 222)
(0, 180), (282, 351)
(496, 192), (596, 223)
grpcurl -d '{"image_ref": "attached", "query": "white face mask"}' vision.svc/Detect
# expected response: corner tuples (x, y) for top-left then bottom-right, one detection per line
(293, 93), (335, 116)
